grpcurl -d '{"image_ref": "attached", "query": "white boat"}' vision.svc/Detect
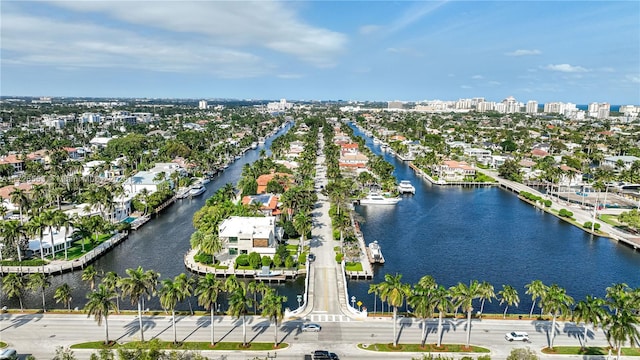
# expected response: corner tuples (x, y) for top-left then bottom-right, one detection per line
(250, 142), (258, 149)
(367, 241), (385, 264)
(381, 144), (389, 152)
(372, 137), (381, 145)
(359, 193), (401, 205)
(200, 177), (210, 185)
(188, 183), (206, 197)
(176, 187), (191, 199)
(398, 180), (416, 194)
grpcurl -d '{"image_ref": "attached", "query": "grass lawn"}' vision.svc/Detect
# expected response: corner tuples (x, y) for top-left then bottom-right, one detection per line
(285, 244), (298, 251)
(345, 262), (363, 271)
(52, 233), (112, 260)
(0, 341), (7, 348)
(542, 346), (640, 356)
(71, 341), (288, 351)
(358, 343), (489, 353)
(599, 214), (619, 226)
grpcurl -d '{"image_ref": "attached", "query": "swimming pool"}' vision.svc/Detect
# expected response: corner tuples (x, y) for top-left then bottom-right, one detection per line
(122, 216), (136, 224)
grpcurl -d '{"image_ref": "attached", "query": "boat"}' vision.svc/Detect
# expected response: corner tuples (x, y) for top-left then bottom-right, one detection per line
(250, 142), (258, 149)
(381, 143), (389, 152)
(188, 183), (206, 197)
(176, 187), (191, 199)
(358, 193), (401, 205)
(367, 241), (385, 264)
(398, 180), (416, 194)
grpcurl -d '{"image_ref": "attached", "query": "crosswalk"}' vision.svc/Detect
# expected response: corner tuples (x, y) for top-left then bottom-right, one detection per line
(305, 313), (352, 323)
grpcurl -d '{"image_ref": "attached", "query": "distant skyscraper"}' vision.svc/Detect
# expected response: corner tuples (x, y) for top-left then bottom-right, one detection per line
(198, 100), (208, 110)
(526, 100), (538, 114)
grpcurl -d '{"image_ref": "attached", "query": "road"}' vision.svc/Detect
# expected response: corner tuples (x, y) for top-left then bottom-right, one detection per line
(0, 312), (614, 359)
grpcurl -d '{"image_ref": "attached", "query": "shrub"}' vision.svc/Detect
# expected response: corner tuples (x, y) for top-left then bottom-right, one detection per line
(273, 253), (283, 268)
(248, 252), (261, 269)
(544, 200), (552, 207)
(477, 356), (492, 360)
(284, 255), (294, 268)
(558, 209), (573, 218)
(583, 221), (601, 230)
(506, 348), (538, 360)
(235, 254), (249, 267)
(282, 221), (299, 239)
(335, 253), (343, 263)
(194, 252), (214, 265)
(261, 255), (272, 268)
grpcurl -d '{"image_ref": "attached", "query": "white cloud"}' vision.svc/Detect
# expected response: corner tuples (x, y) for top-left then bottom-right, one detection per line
(1, 11), (269, 77)
(460, 85), (472, 89)
(277, 74), (304, 79)
(488, 81), (501, 86)
(626, 74), (640, 83)
(359, 25), (381, 35)
(506, 49), (541, 56)
(472, 75), (484, 80)
(543, 64), (590, 73)
(16, 1), (348, 69)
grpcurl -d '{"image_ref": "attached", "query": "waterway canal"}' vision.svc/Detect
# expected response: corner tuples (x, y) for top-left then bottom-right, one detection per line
(347, 123), (640, 314)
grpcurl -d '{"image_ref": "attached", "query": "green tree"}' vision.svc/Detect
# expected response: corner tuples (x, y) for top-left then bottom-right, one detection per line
(118, 266), (160, 342)
(82, 265), (100, 291)
(431, 285), (453, 347)
(572, 295), (606, 349)
(54, 283), (73, 311)
(175, 273), (195, 315)
(159, 278), (182, 344)
(506, 347), (539, 360)
(227, 281), (253, 347)
(2, 273), (26, 310)
(408, 278), (436, 347)
(260, 288), (287, 346)
(101, 272), (121, 313)
(84, 284), (117, 345)
(52, 346), (77, 360)
(450, 280), (481, 348)
(27, 272), (51, 312)
(540, 284), (574, 349)
(376, 273), (411, 347)
(498, 284), (519, 318)
(525, 280), (547, 318)
(195, 273), (225, 346)
(477, 281), (495, 317)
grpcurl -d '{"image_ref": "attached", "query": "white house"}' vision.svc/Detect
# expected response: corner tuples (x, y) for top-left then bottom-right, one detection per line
(218, 216), (281, 257)
(432, 160), (476, 182)
(602, 155), (640, 171)
(122, 163), (183, 197)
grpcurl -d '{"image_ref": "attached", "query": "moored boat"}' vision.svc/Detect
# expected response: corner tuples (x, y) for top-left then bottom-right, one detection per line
(188, 183), (206, 197)
(358, 192), (401, 205)
(398, 180), (415, 194)
(367, 241), (385, 264)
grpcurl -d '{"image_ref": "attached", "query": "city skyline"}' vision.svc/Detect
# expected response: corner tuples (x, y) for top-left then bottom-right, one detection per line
(1, 1), (639, 104)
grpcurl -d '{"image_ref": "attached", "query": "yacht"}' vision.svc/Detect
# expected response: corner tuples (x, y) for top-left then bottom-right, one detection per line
(367, 241), (385, 264)
(250, 142), (258, 149)
(359, 193), (401, 205)
(380, 143), (389, 152)
(398, 180), (416, 194)
(188, 183), (206, 197)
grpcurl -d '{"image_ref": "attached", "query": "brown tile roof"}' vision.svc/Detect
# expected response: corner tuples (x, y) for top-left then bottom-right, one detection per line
(0, 183), (33, 200)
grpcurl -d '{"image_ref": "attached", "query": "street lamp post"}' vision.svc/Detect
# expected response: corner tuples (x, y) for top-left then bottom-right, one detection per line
(351, 296), (356, 309)
(297, 294), (302, 309)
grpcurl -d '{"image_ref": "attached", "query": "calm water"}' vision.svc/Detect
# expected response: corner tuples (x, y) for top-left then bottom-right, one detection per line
(2, 122), (639, 315)
(347, 124), (640, 314)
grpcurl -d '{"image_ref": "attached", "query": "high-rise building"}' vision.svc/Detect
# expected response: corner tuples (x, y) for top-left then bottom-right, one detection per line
(198, 100), (208, 110)
(526, 100), (538, 114)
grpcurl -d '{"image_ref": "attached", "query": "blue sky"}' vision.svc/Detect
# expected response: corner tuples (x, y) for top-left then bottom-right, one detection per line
(1, 1), (639, 104)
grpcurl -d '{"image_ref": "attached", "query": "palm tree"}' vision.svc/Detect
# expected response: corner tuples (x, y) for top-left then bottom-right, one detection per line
(498, 284), (519, 319)
(2, 273), (26, 311)
(431, 285), (453, 348)
(84, 284), (117, 345)
(57, 211), (73, 260)
(175, 273), (195, 315)
(9, 187), (30, 224)
(260, 288), (287, 346)
(101, 272), (121, 313)
(541, 284), (574, 349)
(477, 281), (495, 317)
(0, 220), (26, 262)
(118, 266), (160, 342)
(159, 278), (182, 344)
(572, 295), (606, 349)
(196, 273), (225, 346)
(603, 310), (640, 360)
(525, 280), (547, 318)
(450, 280), (481, 348)
(54, 283), (73, 311)
(26, 214), (47, 271)
(27, 273), (51, 312)
(292, 211), (311, 256)
(82, 265), (100, 291)
(227, 281), (253, 347)
(376, 273), (411, 347)
(408, 281), (435, 347)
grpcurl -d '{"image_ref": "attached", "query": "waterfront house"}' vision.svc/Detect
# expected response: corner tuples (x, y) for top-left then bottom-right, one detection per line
(602, 155), (640, 171)
(256, 172), (294, 194)
(241, 194), (282, 217)
(433, 160), (476, 182)
(218, 216), (281, 257)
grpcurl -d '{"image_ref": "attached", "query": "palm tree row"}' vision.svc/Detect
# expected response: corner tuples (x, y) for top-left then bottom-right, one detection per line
(370, 274), (639, 358)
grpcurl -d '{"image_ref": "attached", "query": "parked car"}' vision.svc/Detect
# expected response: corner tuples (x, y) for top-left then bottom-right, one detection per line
(302, 323), (322, 332)
(312, 350), (330, 359)
(307, 253), (316, 262)
(0, 349), (18, 360)
(505, 331), (530, 342)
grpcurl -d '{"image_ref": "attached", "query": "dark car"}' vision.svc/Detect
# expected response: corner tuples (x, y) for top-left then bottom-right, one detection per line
(329, 353), (339, 360)
(313, 350), (330, 359)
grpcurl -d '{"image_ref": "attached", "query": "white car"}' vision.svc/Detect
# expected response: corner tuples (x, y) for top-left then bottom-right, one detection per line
(302, 323), (322, 332)
(505, 331), (530, 342)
